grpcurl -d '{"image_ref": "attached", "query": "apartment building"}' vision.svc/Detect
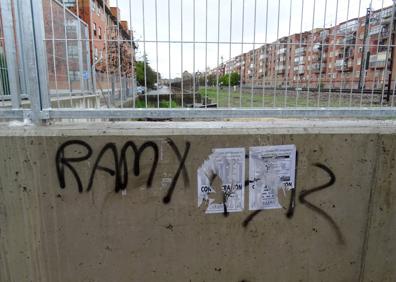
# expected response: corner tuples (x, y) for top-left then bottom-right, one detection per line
(214, 5), (396, 92)
(43, 0), (91, 92)
(68, 0), (135, 67)
(42, 0), (136, 93)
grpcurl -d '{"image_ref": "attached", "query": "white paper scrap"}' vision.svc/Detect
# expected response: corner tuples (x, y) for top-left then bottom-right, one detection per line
(197, 148), (245, 214)
(249, 145), (296, 210)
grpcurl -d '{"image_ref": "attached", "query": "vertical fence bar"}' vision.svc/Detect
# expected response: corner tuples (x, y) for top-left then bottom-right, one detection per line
(103, 2), (112, 107)
(295, 0), (304, 107)
(392, 75), (396, 106)
(193, 0), (196, 107)
(168, 0), (172, 107)
(283, 0), (292, 107)
(89, 0), (97, 103)
(62, 1), (73, 106)
(77, 18), (86, 107)
(0, 19), (6, 106)
(327, 0), (339, 107)
(33, 0), (50, 110)
(216, 0), (220, 106)
(73, 0), (85, 106)
(239, 0), (245, 107)
(115, 0), (123, 108)
(349, 0), (362, 107)
(316, 0), (328, 107)
(262, 0), (268, 107)
(49, 0), (60, 108)
(129, 0), (135, 108)
(204, 0), (208, 108)
(380, 2), (396, 105)
(359, 0), (373, 107)
(18, 0), (49, 121)
(180, 0), (184, 107)
(227, 0), (232, 107)
(250, 0), (257, 108)
(1, 0), (20, 108)
(306, 0), (316, 106)
(13, 0), (26, 96)
(370, 0), (385, 107)
(273, 0), (281, 107)
(142, 0), (147, 108)
(155, 0), (159, 108)
(338, 0), (351, 107)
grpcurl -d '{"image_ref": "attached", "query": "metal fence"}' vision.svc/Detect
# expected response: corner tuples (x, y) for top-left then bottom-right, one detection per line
(1, 0), (396, 122)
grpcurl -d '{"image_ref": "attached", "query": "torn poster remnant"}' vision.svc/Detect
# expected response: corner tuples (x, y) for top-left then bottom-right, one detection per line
(249, 145), (296, 210)
(197, 148), (245, 214)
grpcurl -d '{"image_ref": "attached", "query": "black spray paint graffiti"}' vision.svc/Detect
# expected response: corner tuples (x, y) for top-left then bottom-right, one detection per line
(242, 163), (344, 245)
(299, 163), (345, 245)
(55, 139), (190, 204)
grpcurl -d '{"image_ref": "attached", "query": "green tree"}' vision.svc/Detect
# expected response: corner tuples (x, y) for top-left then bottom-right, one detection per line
(135, 60), (158, 89)
(220, 72), (240, 86)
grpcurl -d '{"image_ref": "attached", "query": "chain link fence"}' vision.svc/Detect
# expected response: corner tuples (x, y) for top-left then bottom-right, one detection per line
(1, 0), (396, 122)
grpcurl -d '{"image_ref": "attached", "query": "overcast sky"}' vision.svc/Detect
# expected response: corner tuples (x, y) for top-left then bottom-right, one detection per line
(110, 0), (394, 79)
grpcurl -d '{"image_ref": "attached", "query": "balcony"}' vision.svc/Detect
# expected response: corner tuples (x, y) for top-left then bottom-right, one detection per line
(293, 65), (304, 74)
(380, 7), (396, 23)
(310, 63), (326, 73)
(295, 47), (305, 56)
(294, 56), (305, 65)
(320, 30), (329, 39)
(279, 56), (287, 62)
(277, 48), (287, 55)
(337, 20), (358, 35)
(342, 35), (355, 45)
(312, 42), (328, 53)
(369, 25), (390, 38)
(275, 65), (285, 74)
(259, 54), (267, 60)
(335, 59), (352, 71)
(369, 51), (391, 69)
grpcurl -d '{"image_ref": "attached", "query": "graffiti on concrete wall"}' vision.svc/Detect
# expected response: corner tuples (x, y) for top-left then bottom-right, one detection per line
(55, 138), (190, 204)
(55, 141), (343, 244)
(242, 162), (344, 244)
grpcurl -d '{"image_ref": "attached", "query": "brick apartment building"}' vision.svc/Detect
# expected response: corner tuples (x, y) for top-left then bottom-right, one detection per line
(43, 0), (136, 92)
(67, 0), (136, 76)
(219, 5), (396, 91)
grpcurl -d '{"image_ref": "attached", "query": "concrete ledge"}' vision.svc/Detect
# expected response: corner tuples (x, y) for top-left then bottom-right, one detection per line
(1, 119), (396, 136)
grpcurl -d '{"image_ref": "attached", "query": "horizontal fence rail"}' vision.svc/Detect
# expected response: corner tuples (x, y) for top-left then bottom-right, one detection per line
(1, 0), (396, 122)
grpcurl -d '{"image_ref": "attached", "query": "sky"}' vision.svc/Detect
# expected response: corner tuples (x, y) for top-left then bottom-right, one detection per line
(110, 0), (394, 79)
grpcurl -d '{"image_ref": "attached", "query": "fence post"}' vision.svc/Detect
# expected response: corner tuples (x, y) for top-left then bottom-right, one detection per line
(111, 75), (115, 104)
(17, 0), (50, 122)
(77, 19), (86, 107)
(1, 0), (20, 108)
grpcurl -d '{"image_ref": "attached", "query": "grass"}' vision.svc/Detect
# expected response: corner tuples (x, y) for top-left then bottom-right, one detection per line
(133, 87), (388, 109)
(198, 87), (387, 108)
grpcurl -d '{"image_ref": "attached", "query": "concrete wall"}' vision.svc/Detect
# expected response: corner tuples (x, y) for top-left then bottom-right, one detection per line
(0, 120), (395, 282)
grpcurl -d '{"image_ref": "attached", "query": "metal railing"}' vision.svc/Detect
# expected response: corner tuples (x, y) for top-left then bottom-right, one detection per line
(1, 0), (396, 122)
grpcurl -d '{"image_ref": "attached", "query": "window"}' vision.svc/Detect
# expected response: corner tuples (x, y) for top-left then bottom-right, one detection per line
(64, 0), (76, 8)
(68, 70), (80, 81)
(98, 27), (102, 39)
(91, 0), (95, 12)
(93, 23), (97, 36)
(68, 45), (79, 59)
